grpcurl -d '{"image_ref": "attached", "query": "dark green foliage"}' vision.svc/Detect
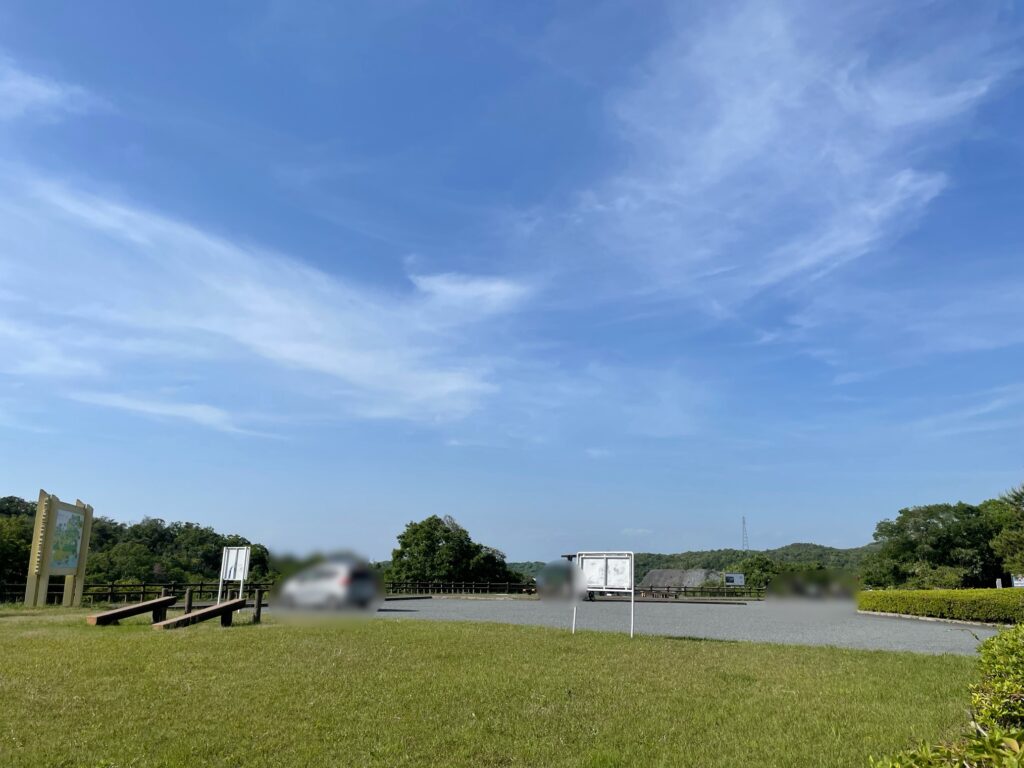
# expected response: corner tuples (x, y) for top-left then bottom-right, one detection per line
(857, 589), (1024, 625)
(733, 553), (781, 588)
(0, 495), (274, 584)
(631, 542), (875, 583)
(0, 496), (34, 583)
(389, 515), (522, 583)
(862, 503), (1007, 589)
(872, 623), (1024, 767)
(507, 561), (546, 579)
(992, 485), (1024, 579)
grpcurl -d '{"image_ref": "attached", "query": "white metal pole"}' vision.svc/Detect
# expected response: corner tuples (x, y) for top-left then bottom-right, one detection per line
(572, 603), (577, 634)
(630, 586), (635, 638)
(217, 547), (225, 604)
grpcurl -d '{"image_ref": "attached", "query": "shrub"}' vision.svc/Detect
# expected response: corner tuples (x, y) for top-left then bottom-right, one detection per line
(973, 623), (1024, 731)
(858, 589), (1024, 625)
(871, 624), (1024, 767)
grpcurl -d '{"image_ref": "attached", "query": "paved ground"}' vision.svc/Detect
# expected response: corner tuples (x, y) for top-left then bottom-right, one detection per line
(377, 597), (998, 655)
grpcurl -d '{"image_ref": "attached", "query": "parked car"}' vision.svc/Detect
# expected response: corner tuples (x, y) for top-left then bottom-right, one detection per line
(536, 560), (588, 601)
(278, 557), (382, 609)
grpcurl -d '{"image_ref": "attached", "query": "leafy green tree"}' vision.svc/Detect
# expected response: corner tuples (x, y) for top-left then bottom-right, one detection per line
(389, 515), (522, 582)
(1, 496), (277, 585)
(731, 553), (781, 588)
(0, 515), (33, 584)
(991, 483), (1024, 576)
(1004, 483), (1024, 513)
(862, 503), (1004, 588)
(87, 542), (158, 583)
(0, 496), (34, 583)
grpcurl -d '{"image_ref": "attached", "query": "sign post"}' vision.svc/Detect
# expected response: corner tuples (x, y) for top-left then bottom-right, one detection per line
(217, 546), (251, 604)
(24, 490), (94, 608)
(571, 551), (635, 638)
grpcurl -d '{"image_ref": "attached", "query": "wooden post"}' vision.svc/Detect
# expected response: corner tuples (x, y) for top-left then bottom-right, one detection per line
(184, 587), (193, 614)
(253, 589), (263, 624)
(220, 609), (233, 627)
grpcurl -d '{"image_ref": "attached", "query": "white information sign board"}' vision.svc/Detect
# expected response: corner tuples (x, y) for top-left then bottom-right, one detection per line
(724, 572), (745, 587)
(572, 551), (635, 638)
(217, 546), (251, 604)
(1013, 574), (1024, 589)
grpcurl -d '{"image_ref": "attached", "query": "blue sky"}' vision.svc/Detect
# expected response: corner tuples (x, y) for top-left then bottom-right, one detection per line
(1, 1), (1023, 561)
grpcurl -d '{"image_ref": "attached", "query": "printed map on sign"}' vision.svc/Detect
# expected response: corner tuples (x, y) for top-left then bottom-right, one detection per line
(579, 553), (632, 591)
(50, 509), (85, 569)
(606, 557), (631, 589)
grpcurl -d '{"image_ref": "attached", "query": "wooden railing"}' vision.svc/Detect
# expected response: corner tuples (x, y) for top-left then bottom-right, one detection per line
(1, 580), (766, 605)
(635, 585), (766, 600)
(0, 581), (276, 605)
(386, 581), (536, 595)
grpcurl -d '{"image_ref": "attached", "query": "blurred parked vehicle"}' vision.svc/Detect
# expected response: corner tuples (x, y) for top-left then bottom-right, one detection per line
(536, 560), (588, 601)
(278, 555), (382, 609)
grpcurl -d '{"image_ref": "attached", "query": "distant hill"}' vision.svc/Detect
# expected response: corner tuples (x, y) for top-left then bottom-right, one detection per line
(510, 542), (877, 582)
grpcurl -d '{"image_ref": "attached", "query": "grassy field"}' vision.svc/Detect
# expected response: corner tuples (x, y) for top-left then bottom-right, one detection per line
(0, 607), (975, 767)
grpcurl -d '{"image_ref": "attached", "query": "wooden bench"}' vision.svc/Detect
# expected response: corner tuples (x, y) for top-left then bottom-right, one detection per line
(86, 595), (178, 626)
(152, 598), (247, 630)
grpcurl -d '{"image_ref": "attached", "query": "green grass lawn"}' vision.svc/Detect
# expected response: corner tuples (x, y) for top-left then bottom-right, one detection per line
(0, 607), (974, 767)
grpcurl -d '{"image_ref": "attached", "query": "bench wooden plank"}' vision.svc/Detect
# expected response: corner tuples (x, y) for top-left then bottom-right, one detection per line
(87, 595), (178, 626)
(152, 598), (247, 630)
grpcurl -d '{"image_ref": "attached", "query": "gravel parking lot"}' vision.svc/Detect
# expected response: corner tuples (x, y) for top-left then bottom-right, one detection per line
(378, 597), (997, 655)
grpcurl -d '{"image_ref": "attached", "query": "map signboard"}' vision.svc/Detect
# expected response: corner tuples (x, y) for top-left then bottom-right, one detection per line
(24, 490), (94, 607)
(724, 572), (745, 587)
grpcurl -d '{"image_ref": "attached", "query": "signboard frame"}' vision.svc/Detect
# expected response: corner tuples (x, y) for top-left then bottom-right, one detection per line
(572, 551), (635, 638)
(1013, 574), (1024, 589)
(217, 546), (251, 604)
(24, 490), (94, 607)
(724, 572), (745, 587)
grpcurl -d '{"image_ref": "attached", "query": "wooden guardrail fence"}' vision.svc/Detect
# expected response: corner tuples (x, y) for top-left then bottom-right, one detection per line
(0, 581), (276, 605)
(1, 580), (766, 604)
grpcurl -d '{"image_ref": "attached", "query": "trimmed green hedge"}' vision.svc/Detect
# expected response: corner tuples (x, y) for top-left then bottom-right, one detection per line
(871, 623), (1024, 767)
(858, 589), (1024, 625)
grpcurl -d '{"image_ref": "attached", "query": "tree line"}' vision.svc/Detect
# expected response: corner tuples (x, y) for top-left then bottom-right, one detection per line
(0, 496), (274, 585)
(861, 483), (1024, 589)
(3, 481), (1022, 589)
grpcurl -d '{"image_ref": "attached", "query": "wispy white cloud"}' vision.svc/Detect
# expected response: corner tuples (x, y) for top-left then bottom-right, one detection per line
(0, 320), (103, 377)
(0, 173), (534, 426)
(0, 55), (95, 120)
(69, 391), (247, 434)
(409, 272), (533, 317)
(908, 386), (1024, 439)
(560, 2), (1017, 306)
(773, 276), (1024, 381)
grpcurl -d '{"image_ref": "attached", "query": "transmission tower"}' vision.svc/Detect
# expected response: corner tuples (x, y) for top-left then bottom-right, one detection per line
(741, 516), (749, 551)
